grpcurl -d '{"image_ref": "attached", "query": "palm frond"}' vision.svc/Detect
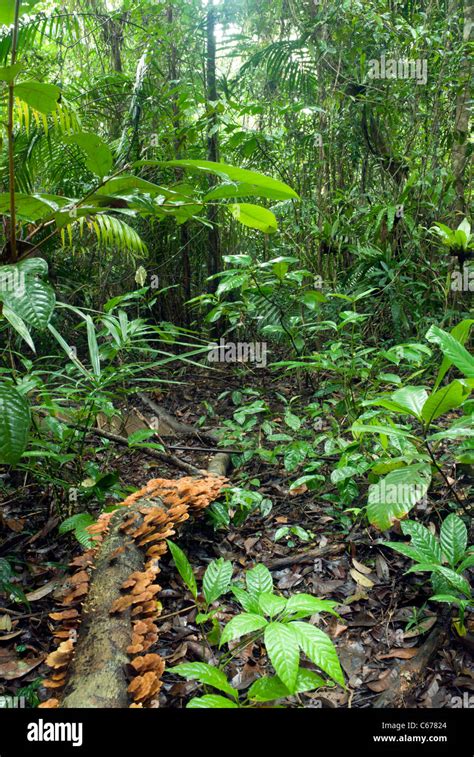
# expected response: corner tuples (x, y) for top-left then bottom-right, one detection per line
(61, 213), (147, 258)
(238, 38), (317, 99)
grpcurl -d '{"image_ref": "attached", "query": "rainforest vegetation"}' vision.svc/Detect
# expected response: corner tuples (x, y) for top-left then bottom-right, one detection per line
(0, 0), (472, 717)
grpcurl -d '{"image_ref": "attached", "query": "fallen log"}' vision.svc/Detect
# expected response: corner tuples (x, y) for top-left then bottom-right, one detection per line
(60, 501), (158, 708)
(40, 474), (228, 709)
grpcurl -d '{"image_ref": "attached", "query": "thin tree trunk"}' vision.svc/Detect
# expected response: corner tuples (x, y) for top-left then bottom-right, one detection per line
(206, 8), (221, 294)
(167, 6), (192, 314)
(451, 0), (473, 218)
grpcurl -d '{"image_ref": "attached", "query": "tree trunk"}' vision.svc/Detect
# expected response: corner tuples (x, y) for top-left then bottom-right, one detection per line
(167, 5), (192, 315)
(206, 8), (221, 294)
(451, 0), (473, 218)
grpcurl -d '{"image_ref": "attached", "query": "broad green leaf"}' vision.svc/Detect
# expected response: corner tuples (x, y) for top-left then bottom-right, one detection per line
(457, 218), (471, 238)
(426, 325), (474, 378)
(367, 464), (432, 531)
(264, 622), (300, 692)
(290, 621), (345, 686)
(187, 695), (238, 709)
(283, 440), (310, 471)
(390, 386), (429, 419)
(247, 669), (326, 702)
(15, 82), (61, 114)
(429, 594), (464, 605)
(434, 320), (474, 389)
(64, 132), (113, 178)
(247, 675), (291, 702)
(440, 514), (467, 568)
(401, 520), (443, 563)
(407, 564), (471, 598)
(285, 594), (339, 619)
(95, 175), (184, 198)
(331, 465), (358, 484)
(351, 423), (417, 440)
(371, 459), (409, 475)
(172, 663), (237, 699)
(364, 398), (416, 415)
(17, 257), (48, 277)
(228, 203), (278, 234)
(2, 304), (35, 351)
(421, 380), (470, 425)
(151, 159), (300, 200)
(258, 592), (287, 618)
(246, 564), (273, 597)
(382, 540), (429, 563)
(0, 0), (41, 25)
(127, 429), (155, 445)
(0, 274), (55, 329)
(220, 613), (268, 646)
(0, 383), (30, 465)
(302, 290), (327, 308)
(231, 586), (261, 614)
(204, 181), (293, 202)
(457, 554), (474, 572)
(215, 273), (247, 296)
(166, 540), (197, 600)
(284, 410), (301, 431)
(428, 425), (474, 441)
(0, 63), (22, 83)
(0, 193), (56, 222)
(202, 558), (233, 604)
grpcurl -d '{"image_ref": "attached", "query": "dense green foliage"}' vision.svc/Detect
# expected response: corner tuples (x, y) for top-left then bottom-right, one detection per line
(0, 0), (472, 710)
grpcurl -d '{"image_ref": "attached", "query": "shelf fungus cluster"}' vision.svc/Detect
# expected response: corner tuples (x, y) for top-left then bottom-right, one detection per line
(39, 474), (227, 709)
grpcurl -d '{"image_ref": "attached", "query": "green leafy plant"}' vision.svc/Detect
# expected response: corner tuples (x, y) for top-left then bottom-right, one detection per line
(352, 320), (474, 530)
(167, 540), (233, 643)
(208, 486), (272, 528)
(384, 513), (473, 634)
(169, 559), (344, 707)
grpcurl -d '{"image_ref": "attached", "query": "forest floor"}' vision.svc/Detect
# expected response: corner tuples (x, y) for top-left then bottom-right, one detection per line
(0, 364), (472, 709)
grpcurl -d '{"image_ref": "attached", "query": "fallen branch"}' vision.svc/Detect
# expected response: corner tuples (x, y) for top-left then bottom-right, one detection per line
(265, 543), (345, 570)
(134, 402), (231, 478)
(137, 392), (219, 443)
(87, 426), (202, 476)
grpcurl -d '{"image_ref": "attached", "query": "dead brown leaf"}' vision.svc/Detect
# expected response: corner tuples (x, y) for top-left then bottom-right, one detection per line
(379, 648), (419, 660)
(0, 654), (44, 680)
